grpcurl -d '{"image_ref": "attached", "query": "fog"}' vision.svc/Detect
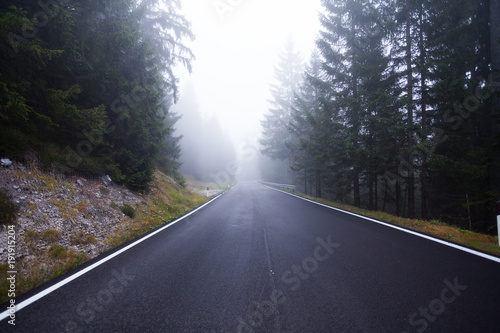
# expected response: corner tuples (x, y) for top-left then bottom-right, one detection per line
(172, 0), (321, 184)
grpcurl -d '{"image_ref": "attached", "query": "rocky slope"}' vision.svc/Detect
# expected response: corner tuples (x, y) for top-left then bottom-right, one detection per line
(1, 163), (142, 268)
(0, 161), (207, 302)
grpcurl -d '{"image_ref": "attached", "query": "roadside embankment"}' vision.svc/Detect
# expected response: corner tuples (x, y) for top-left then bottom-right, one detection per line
(0, 163), (208, 304)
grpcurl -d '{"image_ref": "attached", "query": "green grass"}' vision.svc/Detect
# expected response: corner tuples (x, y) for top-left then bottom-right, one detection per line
(99, 186), (109, 195)
(0, 189), (19, 225)
(185, 177), (233, 192)
(107, 171), (208, 248)
(48, 244), (67, 258)
(24, 229), (62, 243)
(41, 229), (62, 242)
(120, 204), (136, 218)
(0, 250), (90, 304)
(70, 231), (97, 245)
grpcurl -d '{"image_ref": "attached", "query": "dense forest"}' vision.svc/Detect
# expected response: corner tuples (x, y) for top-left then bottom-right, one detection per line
(0, 0), (193, 191)
(261, 0), (500, 233)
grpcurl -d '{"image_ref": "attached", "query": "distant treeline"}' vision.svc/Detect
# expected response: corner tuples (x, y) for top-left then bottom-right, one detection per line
(172, 83), (237, 184)
(0, 0), (193, 190)
(261, 0), (500, 233)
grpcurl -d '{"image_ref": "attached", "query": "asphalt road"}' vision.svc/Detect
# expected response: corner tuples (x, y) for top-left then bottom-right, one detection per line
(1, 182), (500, 332)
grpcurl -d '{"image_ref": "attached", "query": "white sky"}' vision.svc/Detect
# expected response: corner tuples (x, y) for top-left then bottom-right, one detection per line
(175, 0), (322, 145)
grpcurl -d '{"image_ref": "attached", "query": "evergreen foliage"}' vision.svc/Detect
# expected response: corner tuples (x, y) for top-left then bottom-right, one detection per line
(0, 0), (193, 191)
(260, 41), (304, 184)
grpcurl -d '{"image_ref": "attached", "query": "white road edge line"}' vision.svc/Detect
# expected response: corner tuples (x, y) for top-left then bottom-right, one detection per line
(0, 194), (224, 321)
(264, 185), (500, 264)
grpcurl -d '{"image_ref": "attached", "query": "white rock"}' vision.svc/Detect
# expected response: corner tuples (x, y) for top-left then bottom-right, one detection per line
(1, 158), (12, 167)
(102, 175), (112, 186)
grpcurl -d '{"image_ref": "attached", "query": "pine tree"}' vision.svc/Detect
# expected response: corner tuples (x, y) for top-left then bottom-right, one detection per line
(288, 51), (332, 197)
(288, 52), (323, 195)
(490, 0), (500, 194)
(421, 0), (493, 229)
(314, 0), (394, 207)
(135, 0), (195, 102)
(157, 102), (185, 186)
(260, 41), (304, 163)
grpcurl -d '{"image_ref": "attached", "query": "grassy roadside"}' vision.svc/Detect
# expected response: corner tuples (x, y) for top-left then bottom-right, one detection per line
(106, 171), (209, 247)
(185, 177), (233, 193)
(0, 171), (209, 305)
(279, 189), (500, 258)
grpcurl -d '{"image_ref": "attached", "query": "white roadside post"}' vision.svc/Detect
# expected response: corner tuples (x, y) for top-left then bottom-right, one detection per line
(497, 200), (500, 246)
(206, 187), (209, 198)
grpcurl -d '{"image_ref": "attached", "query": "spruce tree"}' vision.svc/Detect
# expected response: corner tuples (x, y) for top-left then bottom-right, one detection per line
(260, 41), (304, 164)
(314, 0), (393, 207)
(289, 51), (331, 197)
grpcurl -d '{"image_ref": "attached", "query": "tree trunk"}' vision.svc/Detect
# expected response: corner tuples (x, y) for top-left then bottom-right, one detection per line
(396, 181), (401, 217)
(347, 11), (362, 208)
(353, 169), (361, 208)
(405, 0), (415, 218)
(316, 167), (322, 198)
(491, 0), (500, 192)
(369, 172), (374, 210)
(421, 169), (428, 219)
(383, 180), (388, 212)
(304, 168), (307, 195)
(418, 5), (427, 132)
(419, 4), (428, 219)
(309, 178), (313, 197)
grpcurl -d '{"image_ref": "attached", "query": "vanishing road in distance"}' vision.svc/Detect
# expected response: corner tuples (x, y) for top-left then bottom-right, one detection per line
(2, 182), (500, 332)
